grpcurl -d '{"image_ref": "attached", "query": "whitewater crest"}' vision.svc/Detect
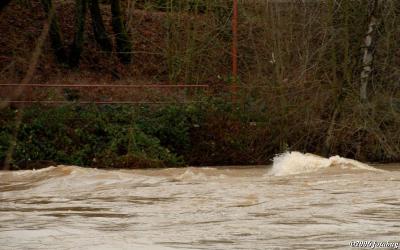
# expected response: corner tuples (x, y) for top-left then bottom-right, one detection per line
(270, 151), (379, 176)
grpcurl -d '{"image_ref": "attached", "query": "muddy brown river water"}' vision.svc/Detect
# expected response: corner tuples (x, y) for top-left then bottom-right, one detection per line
(1, 152), (400, 249)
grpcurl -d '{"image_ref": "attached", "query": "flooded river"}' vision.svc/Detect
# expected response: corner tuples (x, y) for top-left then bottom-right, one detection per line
(1, 152), (400, 249)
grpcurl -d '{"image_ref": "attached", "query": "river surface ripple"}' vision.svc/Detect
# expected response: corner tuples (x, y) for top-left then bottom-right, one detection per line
(1, 157), (400, 249)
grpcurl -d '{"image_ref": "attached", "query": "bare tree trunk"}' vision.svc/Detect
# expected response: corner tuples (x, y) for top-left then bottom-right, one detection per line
(111, 0), (132, 64)
(322, 0), (341, 157)
(40, 0), (68, 64)
(0, 0), (12, 12)
(69, 0), (88, 67)
(360, 0), (380, 102)
(89, 0), (112, 52)
(2, 17), (51, 169)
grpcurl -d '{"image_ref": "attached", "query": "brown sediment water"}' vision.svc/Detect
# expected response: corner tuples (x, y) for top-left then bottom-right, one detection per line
(0, 152), (399, 249)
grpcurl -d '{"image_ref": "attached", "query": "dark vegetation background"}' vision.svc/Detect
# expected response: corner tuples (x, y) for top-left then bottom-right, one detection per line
(1, 0), (400, 169)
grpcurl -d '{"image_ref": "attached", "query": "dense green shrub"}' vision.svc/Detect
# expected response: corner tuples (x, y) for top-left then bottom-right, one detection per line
(0, 105), (186, 169)
(0, 108), (16, 166)
(2, 91), (399, 169)
(136, 105), (191, 153)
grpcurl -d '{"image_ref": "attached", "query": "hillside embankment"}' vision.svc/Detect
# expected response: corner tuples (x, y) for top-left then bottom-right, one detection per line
(1, 1), (400, 169)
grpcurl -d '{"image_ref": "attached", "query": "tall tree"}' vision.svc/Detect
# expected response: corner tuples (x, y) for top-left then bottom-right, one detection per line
(111, 0), (132, 64)
(69, 0), (88, 67)
(40, 0), (68, 64)
(360, 0), (380, 102)
(323, 0), (342, 157)
(89, 0), (112, 52)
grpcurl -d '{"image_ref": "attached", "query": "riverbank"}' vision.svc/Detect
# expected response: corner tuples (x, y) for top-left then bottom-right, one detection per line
(1, 101), (269, 169)
(2, 1), (400, 169)
(1, 102), (400, 170)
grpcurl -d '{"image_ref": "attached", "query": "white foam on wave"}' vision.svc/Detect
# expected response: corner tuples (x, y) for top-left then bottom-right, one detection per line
(270, 151), (379, 176)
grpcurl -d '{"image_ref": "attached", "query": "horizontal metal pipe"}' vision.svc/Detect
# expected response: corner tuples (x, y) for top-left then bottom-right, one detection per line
(4, 100), (204, 105)
(0, 84), (209, 88)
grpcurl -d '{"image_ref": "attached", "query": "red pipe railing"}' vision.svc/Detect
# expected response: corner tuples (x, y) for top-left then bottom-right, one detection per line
(0, 84), (209, 88)
(5, 100), (203, 104)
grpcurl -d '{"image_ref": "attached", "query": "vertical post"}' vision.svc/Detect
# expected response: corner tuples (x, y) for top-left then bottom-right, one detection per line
(231, 0), (238, 101)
